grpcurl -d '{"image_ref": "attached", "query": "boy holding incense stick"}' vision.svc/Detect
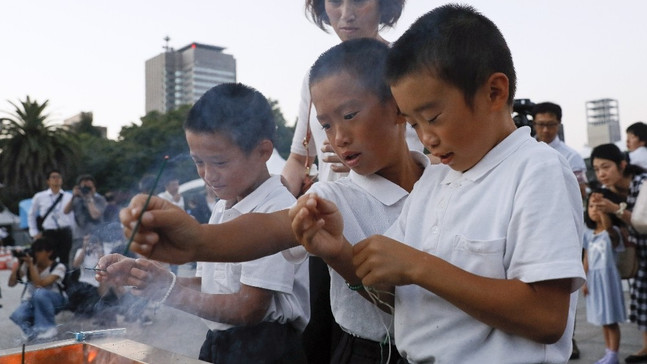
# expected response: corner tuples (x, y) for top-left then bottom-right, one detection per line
(101, 83), (309, 363)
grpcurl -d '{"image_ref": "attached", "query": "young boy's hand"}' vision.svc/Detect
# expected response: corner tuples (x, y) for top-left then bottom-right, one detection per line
(95, 253), (137, 286)
(289, 193), (345, 260)
(353, 235), (422, 288)
(119, 194), (201, 263)
(127, 259), (175, 301)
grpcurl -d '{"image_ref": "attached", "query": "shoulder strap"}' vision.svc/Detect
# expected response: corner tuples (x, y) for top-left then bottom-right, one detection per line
(41, 193), (64, 222)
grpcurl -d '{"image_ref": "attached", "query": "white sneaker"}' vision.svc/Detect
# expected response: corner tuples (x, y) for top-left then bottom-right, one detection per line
(36, 327), (58, 340)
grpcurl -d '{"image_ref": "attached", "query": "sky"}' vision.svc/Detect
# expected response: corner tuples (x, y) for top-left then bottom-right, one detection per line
(2, 1), (646, 156)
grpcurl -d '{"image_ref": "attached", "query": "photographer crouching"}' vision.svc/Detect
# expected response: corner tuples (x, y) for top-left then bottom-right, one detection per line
(8, 237), (67, 341)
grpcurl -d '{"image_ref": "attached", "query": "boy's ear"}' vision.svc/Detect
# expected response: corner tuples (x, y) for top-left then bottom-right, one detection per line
(486, 72), (510, 111)
(257, 139), (274, 162)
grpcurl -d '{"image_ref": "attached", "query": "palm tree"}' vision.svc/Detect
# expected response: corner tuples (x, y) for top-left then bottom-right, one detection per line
(0, 96), (78, 206)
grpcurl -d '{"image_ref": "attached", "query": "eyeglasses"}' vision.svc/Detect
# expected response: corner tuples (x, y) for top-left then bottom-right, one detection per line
(533, 122), (559, 129)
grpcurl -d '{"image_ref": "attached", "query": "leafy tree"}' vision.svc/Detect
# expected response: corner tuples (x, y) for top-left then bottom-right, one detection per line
(0, 96), (78, 210)
(269, 99), (295, 159)
(115, 104), (197, 193)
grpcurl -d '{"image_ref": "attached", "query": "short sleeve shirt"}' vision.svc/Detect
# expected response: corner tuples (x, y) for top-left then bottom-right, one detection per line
(197, 176), (309, 332)
(387, 127), (586, 363)
(284, 151), (430, 341)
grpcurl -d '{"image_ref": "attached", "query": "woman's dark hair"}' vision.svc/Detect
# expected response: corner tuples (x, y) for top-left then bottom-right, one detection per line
(590, 143), (645, 177)
(305, 0), (405, 32)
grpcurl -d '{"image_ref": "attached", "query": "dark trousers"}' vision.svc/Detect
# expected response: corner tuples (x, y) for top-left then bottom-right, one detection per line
(198, 321), (307, 364)
(42, 227), (72, 266)
(302, 256), (342, 364)
(332, 331), (401, 364)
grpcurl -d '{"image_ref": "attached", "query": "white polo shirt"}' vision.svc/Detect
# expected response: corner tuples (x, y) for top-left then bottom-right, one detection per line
(388, 127), (586, 363)
(196, 175), (309, 332)
(284, 151), (429, 342)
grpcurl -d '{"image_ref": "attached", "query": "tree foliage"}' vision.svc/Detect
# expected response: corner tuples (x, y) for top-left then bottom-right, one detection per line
(0, 96), (78, 208)
(269, 98), (295, 159)
(0, 97), (294, 213)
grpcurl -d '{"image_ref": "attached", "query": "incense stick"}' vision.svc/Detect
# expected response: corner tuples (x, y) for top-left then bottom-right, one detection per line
(84, 266), (107, 272)
(123, 156), (169, 254)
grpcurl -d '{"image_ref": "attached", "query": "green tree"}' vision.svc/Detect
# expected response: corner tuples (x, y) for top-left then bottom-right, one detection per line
(0, 96), (78, 210)
(115, 105), (197, 193)
(269, 99), (295, 159)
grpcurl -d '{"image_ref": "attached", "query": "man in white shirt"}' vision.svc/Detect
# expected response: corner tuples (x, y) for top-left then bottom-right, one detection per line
(157, 175), (185, 210)
(533, 102), (588, 200)
(28, 170), (74, 266)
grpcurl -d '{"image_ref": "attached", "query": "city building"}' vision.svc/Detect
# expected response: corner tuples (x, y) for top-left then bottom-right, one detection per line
(64, 112), (107, 139)
(586, 98), (621, 147)
(145, 41), (236, 114)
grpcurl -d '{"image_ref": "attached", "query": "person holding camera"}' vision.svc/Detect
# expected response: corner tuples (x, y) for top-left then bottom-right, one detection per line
(28, 170), (74, 266)
(64, 174), (107, 265)
(8, 237), (68, 341)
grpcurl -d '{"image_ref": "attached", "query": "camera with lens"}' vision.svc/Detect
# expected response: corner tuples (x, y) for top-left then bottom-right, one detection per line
(12, 248), (32, 259)
(512, 99), (535, 136)
(80, 186), (92, 195)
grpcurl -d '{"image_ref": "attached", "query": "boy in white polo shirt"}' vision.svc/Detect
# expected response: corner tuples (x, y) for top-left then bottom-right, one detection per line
(99, 83), (309, 363)
(292, 4), (586, 363)
(106, 39), (428, 363)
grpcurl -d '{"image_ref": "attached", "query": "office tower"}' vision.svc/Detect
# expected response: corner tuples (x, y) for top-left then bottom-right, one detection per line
(586, 98), (621, 147)
(145, 42), (236, 114)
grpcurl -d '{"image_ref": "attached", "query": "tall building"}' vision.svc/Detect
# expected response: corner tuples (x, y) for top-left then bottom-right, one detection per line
(145, 42), (236, 114)
(64, 112), (108, 139)
(586, 98), (621, 148)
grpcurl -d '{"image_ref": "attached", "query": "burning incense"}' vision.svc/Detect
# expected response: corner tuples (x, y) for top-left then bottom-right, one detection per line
(123, 155), (169, 254)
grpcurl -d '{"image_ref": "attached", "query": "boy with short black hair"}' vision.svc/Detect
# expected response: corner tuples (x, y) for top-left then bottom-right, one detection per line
(293, 4), (585, 363)
(102, 83), (309, 363)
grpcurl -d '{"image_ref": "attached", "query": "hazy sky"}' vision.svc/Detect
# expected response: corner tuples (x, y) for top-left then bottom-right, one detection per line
(2, 1), (646, 155)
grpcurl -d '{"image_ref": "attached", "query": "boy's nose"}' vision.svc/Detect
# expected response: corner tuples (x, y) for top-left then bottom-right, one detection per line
(333, 126), (351, 147)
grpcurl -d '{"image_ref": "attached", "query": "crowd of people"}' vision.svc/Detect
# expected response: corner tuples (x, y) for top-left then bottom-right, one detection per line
(3, 2), (647, 364)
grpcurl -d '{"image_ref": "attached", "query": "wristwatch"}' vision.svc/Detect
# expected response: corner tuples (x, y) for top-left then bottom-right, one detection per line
(615, 202), (627, 218)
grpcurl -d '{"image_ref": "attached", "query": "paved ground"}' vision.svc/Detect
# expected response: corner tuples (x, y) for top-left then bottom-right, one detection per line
(0, 267), (644, 362)
(0, 265), (207, 360)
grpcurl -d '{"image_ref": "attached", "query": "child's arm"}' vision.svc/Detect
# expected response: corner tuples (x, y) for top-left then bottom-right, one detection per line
(599, 213), (621, 247)
(128, 259), (273, 325)
(120, 194), (298, 264)
(290, 194), (395, 308)
(353, 235), (572, 344)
